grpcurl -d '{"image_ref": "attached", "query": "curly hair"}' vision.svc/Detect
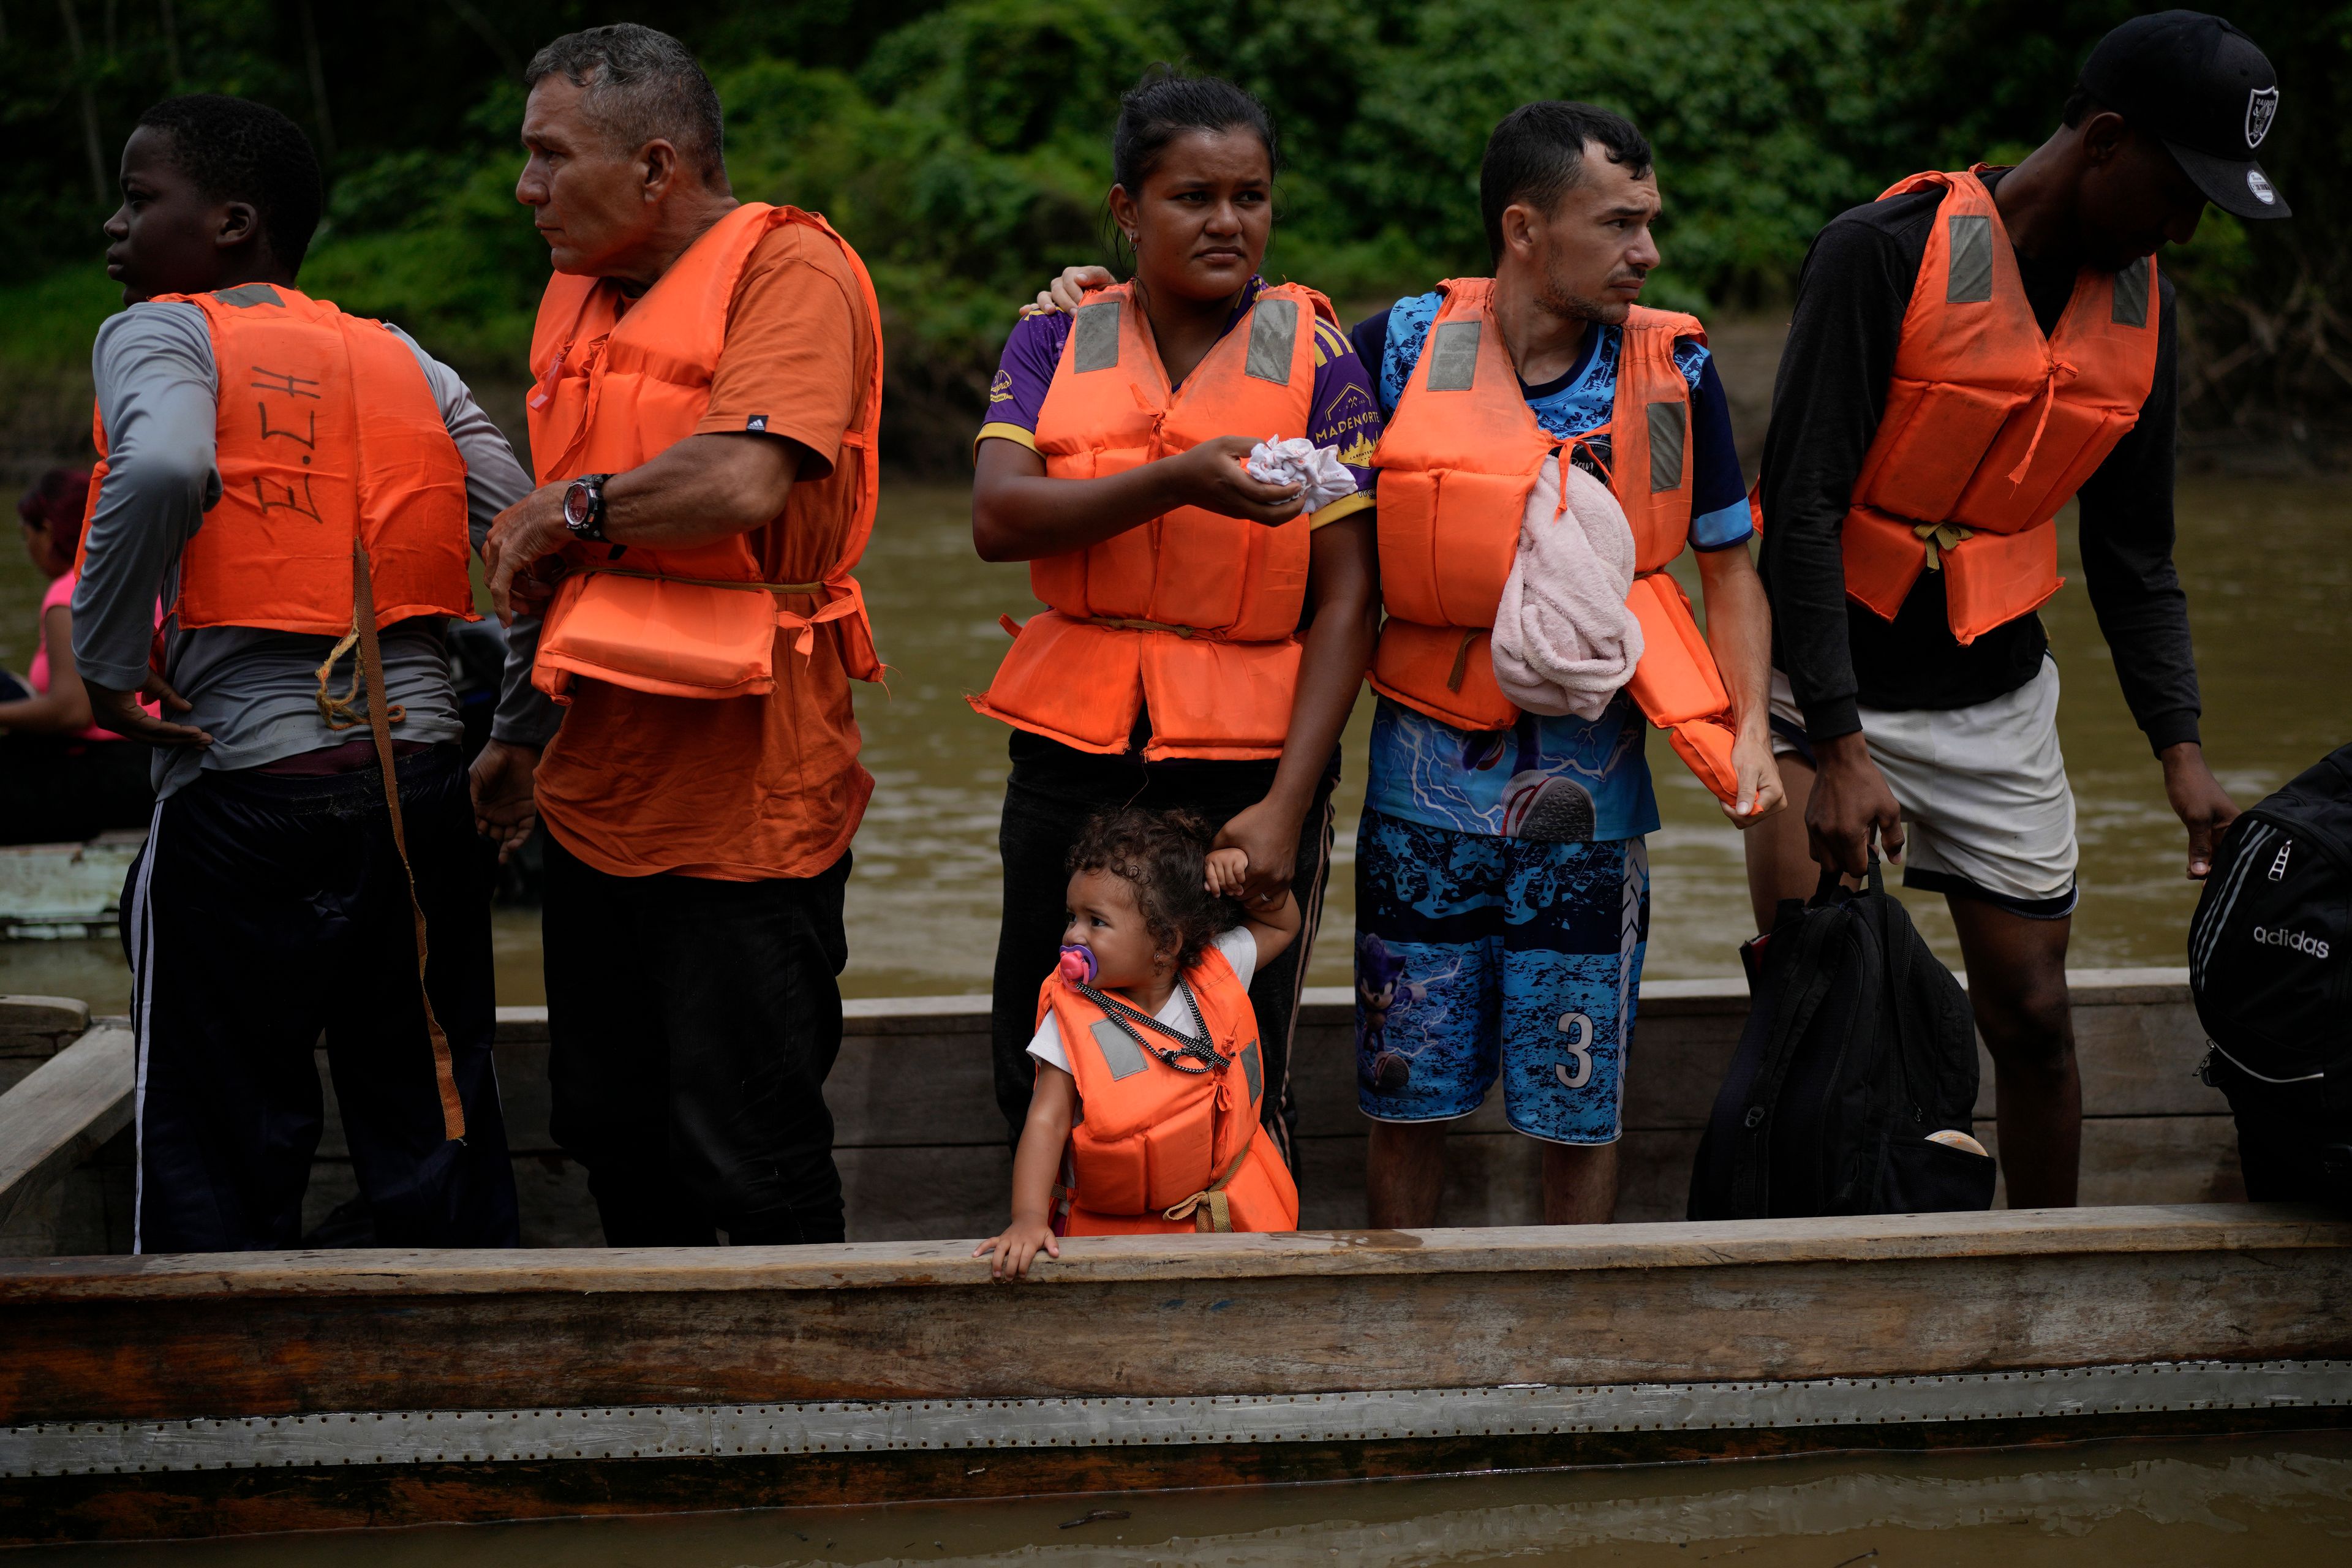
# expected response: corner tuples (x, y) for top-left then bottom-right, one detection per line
(134, 96), (323, 271)
(1067, 807), (1245, 973)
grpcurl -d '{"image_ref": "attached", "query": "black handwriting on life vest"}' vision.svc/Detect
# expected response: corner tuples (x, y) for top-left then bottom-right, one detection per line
(253, 473), (325, 524)
(248, 366), (323, 400)
(250, 364), (325, 472)
(256, 402), (317, 451)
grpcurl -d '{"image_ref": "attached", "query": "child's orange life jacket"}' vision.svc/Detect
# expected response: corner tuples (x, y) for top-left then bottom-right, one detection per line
(1368, 278), (1742, 804)
(81, 282), (474, 636)
(1834, 167), (2161, 644)
(1035, 943), (1299, 1235)
(970, 281), (1333, 762)
(524, 202), (885, 701)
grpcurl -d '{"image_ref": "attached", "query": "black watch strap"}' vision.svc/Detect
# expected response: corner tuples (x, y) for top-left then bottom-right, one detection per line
(564, 473), (611, 543)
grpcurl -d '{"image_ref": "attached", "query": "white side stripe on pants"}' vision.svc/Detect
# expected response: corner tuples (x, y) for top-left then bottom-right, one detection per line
(125, 797), (165, 1257)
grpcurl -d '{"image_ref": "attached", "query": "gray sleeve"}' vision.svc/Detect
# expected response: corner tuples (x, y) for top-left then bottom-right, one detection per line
(388, 325), (563, 746)
(71, 304), (221, 691)
(385, 325), (533, 551)
(491, 612), (563, 746)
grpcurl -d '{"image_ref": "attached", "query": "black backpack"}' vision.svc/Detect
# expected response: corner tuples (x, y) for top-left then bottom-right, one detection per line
(1689, 861), (1996, 1219)
(2188, 743), (2352, 1187)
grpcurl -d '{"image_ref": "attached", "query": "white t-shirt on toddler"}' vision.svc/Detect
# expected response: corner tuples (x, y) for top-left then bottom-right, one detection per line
(1028, 925), (1259, 1074)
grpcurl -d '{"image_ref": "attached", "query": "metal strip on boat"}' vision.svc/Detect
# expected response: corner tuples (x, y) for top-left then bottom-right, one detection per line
(6, 1360), (2346, 1478)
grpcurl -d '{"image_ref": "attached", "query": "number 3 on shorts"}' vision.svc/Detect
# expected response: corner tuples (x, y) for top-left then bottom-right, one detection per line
(1554, 1011), (1594, 1089)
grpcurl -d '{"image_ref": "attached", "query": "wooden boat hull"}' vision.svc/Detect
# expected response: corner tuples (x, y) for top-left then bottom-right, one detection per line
(2, 1207), (2348, 1544)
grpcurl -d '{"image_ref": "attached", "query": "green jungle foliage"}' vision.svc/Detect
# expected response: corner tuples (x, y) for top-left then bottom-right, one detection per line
(4, 0), (2346, 465)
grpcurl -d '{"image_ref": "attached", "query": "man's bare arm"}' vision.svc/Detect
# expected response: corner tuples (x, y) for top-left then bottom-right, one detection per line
(482, 432), (804, 622)
(1693, 542), (1785, 826)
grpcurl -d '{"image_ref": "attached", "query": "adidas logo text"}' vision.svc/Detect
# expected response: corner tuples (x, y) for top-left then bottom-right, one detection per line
(2252, 925), (2331, 959)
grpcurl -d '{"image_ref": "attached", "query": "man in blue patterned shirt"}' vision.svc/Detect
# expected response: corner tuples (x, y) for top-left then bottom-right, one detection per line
(1346, 104), (1779, 1228)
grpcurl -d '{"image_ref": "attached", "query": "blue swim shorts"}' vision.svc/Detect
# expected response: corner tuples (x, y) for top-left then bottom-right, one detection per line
(1352, 810), (1651, 1144)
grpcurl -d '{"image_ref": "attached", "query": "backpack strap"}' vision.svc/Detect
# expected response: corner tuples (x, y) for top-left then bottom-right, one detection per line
(1730, 856), (1894, 1215)
(1850, 883), (1917, 1210)
(1730, 903), (1844, 1216)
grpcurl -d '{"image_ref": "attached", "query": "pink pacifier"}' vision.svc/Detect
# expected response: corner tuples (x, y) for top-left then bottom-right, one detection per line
(1057, 944), (1098, 984)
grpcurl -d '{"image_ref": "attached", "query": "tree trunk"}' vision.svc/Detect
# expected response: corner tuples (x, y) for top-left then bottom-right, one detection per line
(56, 0), (109, 204)
(159, 0), (181, 83)
(298, 0), (336, 164)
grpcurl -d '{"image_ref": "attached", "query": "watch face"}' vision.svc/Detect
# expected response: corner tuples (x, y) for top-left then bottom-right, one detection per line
(564, 483), (591, 527)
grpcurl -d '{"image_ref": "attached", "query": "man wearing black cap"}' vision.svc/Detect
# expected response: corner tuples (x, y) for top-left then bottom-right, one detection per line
(1747, 10), (2287, 1207)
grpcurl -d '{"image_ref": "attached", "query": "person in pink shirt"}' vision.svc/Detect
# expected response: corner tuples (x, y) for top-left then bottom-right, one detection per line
(1, 468), (154, 844)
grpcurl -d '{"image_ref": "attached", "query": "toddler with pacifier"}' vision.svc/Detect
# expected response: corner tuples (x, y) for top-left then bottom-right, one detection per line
(978, 807), (1302, 1280)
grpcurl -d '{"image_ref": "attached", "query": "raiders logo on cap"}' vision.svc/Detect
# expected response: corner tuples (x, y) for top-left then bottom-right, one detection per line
(2246, 85), (2278, 148)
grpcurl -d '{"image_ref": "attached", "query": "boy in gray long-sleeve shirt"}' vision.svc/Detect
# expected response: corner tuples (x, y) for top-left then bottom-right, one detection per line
(83, 92), (524, 1253)
(78, 307), (532, 793)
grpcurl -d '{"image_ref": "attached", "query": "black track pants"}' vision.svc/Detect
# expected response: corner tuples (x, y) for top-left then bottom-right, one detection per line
(126, 746), (517, 1253)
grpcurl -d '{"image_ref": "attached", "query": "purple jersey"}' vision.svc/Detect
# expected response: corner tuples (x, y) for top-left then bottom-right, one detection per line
(979, 277), (1381, 526)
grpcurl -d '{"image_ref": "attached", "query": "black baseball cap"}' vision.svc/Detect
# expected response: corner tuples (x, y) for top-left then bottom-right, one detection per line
(2079, 9), (2288, 219)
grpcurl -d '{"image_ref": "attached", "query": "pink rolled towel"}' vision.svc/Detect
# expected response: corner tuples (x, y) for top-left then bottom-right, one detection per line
(1490, 454), (1643, 720)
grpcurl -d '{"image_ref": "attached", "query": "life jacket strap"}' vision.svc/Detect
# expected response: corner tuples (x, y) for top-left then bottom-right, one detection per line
(1075, 977), (1228, 1074)
(576, 563), (827, 595)
(1082, 616), (1225, 641)
(345, 540), (466, 1144)
(1446, 627), (1479, 694)
(573, 563), (865, 662)
(1161, 1145), (1254, 1232)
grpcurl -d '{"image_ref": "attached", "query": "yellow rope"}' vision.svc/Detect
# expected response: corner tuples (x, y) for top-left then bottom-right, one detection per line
(1161, 1146), (1256, 1233)
(1912, 521), (1975, 571)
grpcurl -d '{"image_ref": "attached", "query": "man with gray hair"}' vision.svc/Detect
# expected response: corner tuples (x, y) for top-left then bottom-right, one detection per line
(475, 24), (888, 1248)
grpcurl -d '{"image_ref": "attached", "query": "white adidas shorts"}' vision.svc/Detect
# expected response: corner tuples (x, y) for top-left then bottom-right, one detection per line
(1769, 654), (2079, 918)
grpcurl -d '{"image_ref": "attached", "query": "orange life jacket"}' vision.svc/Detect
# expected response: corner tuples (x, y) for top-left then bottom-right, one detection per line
(83, 282), (473, 637)
(1036, 943), (1300, 1235)
(970, 281), (1332, 762)
(1840, 167), (2160, 644)
(1368, 279), (1742, 804)
(525, 203), (884, 701)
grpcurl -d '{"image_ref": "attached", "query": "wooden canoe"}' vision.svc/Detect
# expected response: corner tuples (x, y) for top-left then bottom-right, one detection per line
(0, 974), (2343, 1545)
(0, 1208), (2347, 1545)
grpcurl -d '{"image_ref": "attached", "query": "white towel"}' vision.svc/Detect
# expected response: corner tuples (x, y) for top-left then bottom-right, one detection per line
(1490, 454), (1643, 721)
(1246, 435), (1359, 513)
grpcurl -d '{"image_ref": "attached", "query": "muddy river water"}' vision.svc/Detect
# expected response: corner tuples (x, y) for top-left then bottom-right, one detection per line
(13, 1434), (2352, 1564)
(2, 475), (2346, 1006)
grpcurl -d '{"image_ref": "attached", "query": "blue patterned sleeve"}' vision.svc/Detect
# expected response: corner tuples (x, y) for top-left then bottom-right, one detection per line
(1680, 342), (1752, 551)
(1377, 293), (1442, 420)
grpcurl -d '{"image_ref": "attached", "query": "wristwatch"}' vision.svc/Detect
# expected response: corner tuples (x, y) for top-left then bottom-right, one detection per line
(562, 473), (611, 543)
